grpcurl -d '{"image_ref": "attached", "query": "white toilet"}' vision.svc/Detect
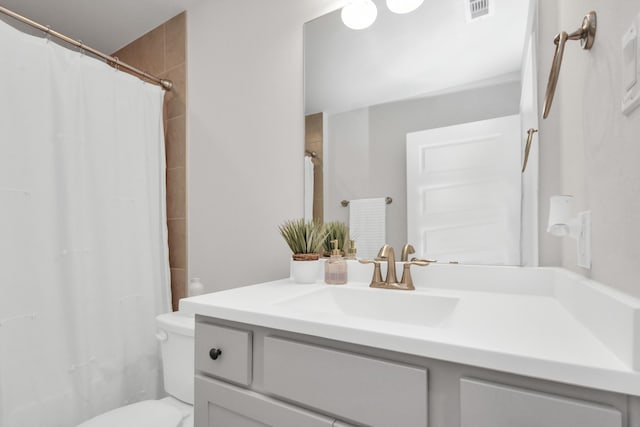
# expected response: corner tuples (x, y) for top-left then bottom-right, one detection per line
(79, 312), (195, 427)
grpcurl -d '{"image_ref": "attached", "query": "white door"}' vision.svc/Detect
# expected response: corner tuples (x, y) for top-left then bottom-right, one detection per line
(406, 115), (522, 265)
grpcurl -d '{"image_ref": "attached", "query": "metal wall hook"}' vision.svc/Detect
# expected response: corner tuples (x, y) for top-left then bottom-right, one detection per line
(542, 11), (597, 119)
(522, 128), (538, 173)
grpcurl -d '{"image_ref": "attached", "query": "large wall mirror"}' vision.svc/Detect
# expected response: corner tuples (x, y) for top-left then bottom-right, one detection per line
(304, 0), (538, 265)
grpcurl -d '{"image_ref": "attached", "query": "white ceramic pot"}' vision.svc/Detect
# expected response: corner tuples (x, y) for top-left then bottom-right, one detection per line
(290, 260), (320, 284)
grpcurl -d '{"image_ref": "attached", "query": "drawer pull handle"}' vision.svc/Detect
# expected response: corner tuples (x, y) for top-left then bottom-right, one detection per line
(209, 348), (222, 360)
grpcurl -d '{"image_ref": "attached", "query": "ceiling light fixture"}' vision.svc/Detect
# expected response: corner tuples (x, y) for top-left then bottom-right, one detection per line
(341, 0), (424, 30)
(386, 0), (424, 14)
(341, 0), (378, 30)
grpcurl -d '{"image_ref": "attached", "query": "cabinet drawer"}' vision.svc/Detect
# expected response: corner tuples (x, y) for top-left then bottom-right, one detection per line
(263, 336), (428, 427)
(195, 375), (334, 427)
(195, 322), (252, 386)
(460, 378), (622, 427)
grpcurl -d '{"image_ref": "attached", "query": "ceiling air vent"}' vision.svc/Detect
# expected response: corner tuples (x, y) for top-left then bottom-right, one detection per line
(469, 0), (490, 20)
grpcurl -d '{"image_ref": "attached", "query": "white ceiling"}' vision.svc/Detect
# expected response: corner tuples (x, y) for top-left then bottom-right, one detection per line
(0, 0), (194, 53)
(0, 0), (531, 111)
(305, 0), (532, 114)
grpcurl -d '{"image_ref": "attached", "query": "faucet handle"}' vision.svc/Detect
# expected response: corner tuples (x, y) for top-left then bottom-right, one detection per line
(399, 259), (434, 290)
(410, 257), (437, 264)
(358, 259), (384, 287)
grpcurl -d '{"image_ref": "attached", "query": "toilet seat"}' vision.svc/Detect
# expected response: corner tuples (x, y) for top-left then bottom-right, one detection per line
(77, 397), (193, 427)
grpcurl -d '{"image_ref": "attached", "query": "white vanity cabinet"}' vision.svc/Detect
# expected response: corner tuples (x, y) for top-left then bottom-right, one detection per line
(262, 336), (427, 427)
(195, 323), (253, 386)
(460, 378), (623, 427)
(194, 317), (424, 427)
(195, 377), (336, 427)
(194, 316), (636, 427)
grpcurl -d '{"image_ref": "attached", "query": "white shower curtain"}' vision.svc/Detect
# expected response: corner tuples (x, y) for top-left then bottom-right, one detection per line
(0, 18), (171, 427)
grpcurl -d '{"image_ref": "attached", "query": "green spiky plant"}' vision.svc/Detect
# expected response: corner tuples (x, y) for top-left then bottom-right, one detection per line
(322, 221), (349, 255)
(278, 219), (328, 260)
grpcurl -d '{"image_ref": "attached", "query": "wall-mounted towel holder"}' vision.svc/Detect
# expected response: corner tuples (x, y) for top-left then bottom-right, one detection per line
(543, 11), (597, 119)
(341, 197), (392, 207)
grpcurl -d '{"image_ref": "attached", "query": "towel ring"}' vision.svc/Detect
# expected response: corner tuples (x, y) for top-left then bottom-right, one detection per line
(542, 11), (597, 119)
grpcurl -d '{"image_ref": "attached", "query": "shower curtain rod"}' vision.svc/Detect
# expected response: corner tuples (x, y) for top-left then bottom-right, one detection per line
(0, 5), (173, 91)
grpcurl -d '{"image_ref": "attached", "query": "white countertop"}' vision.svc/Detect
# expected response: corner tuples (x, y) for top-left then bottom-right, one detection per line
(180, 264), (640, 396)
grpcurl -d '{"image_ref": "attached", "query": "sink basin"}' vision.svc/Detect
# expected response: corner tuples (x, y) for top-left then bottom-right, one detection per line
(274, 287), (459, 327)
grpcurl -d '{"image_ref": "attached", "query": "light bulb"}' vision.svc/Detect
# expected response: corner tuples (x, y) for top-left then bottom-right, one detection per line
(341, 0), (378, 30)
(386, 0), (424, 14)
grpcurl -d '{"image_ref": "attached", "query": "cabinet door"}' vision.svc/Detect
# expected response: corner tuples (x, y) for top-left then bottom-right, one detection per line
(460, 378), (622, 427)
(263, 336), (427, 427)
(195, 375), (334, 427)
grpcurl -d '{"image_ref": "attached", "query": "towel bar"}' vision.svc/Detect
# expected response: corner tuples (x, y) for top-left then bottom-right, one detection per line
(341, 197), (392, 207)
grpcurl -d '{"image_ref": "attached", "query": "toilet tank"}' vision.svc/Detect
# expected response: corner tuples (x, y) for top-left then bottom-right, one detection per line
(156, 312), (195, 404)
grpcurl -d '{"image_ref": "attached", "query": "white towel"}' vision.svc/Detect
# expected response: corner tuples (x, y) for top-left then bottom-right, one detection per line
(349, 198), (386, 259)
(304, 156), (314, 221)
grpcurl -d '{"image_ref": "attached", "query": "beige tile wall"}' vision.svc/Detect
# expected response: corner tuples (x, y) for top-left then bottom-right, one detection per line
(113, 12), (187, 311)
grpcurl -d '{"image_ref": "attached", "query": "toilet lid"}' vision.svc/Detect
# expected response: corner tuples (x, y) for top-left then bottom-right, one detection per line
(78, 400), (190, 427)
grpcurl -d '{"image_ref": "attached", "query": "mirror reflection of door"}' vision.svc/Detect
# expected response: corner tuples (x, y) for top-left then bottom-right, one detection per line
(406, 115), (522, 265)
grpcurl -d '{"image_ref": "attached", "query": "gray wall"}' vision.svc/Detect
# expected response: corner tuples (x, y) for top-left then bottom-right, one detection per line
(325, 81), (521, 251)
(186, 0), (640, 299)
(187, 0), (342, 292)
(537, 0), (640, 297)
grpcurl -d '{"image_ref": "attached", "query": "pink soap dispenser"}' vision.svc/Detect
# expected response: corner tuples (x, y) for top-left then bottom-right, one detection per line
(324, 239), (348, 285)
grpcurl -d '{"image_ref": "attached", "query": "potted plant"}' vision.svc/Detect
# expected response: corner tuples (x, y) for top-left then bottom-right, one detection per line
(322, 221), (349, 257)
(279, 219), (327, 283)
